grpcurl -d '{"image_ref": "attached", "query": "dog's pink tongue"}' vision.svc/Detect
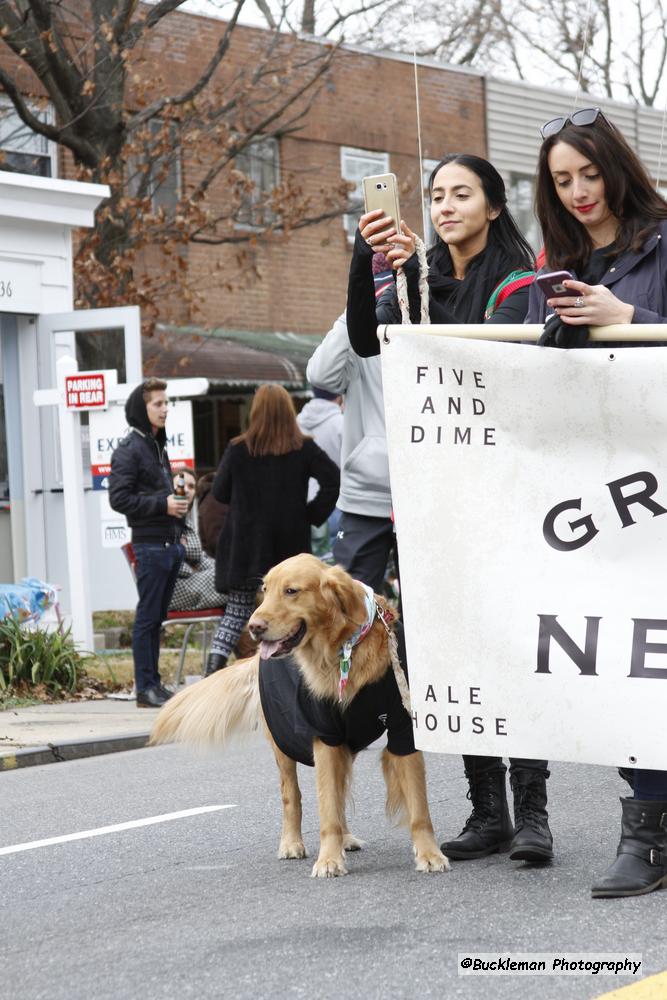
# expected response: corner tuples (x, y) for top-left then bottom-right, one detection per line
(260, 639), (282, 659)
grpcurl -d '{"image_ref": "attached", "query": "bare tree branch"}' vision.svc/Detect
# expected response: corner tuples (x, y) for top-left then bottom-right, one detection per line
(254, 0), (277, 29)
(0, 0), (351, 320)
(186, 44), (338, 203)
(122, 0), (188, 49)
(128, 0), (246, 129)
(190, 203), (351, 243)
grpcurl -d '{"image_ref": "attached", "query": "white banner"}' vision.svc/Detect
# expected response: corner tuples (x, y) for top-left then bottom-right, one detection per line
(381, 331), (667, 769)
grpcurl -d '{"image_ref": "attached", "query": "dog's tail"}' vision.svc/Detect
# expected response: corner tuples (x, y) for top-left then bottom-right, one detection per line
(149, 654), (261, 749)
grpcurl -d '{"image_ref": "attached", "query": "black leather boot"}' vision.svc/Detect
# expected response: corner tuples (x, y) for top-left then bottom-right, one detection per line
(509, 768), (553, 862)
(136, 685), (172, 708)
(591, 797), (667, 898)
(205, 653), (228, 676)
(440, 765), (514, 859)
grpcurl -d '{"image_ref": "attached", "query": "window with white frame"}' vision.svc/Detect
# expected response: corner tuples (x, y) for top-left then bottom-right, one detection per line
(508, 173), (540, 253)
(127, 119), (181, 214)
(341, 146), (389, 241)
(0, 100), (57, 177)
(234, 136), (280, 229)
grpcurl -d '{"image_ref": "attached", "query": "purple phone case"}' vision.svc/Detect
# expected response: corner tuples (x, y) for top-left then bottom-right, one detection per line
(536, 271), (573, 298)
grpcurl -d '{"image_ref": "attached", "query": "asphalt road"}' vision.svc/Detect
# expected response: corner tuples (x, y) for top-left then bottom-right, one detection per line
(1, 736), (664, 1000)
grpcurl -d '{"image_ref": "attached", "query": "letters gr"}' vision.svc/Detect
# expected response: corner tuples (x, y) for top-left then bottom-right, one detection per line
(543, 471), (667, 551)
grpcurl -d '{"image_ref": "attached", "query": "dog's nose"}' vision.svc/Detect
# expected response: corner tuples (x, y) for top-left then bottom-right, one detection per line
(248, 617), (267, 640)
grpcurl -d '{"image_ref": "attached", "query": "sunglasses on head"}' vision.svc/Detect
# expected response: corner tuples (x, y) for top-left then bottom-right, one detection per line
(540, 107), (612, 140)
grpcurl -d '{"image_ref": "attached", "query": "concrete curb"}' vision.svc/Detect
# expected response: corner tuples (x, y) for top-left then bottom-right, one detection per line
(0, 732), (150, 772)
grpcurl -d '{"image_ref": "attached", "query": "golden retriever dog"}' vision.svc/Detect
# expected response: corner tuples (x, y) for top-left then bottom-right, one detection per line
(151, 553), (448, 878)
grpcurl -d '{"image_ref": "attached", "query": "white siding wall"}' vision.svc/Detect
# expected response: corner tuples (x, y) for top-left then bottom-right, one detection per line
(637, 107), (667, 184)
(485, 78), (641, 180)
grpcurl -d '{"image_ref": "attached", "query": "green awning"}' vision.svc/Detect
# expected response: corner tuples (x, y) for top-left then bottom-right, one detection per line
(146, 324), (323, 389)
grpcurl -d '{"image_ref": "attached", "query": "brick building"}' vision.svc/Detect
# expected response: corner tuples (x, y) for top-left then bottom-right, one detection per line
(0, 8), (489, 497)
(165, 28), (487, 337)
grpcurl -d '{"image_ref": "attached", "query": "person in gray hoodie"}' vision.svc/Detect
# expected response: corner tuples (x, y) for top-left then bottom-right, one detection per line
(306, 259), (396, 593)
(297, 386), (343, 557)
(296, 386), (343, 470)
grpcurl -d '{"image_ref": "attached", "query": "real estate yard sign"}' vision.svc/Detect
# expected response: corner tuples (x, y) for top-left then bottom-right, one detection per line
(89, 399), (195, 548)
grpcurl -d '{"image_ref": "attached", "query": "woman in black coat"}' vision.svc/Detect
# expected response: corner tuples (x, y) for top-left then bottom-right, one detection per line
(347, 154), (536, 356)
(206, 383), (339, 673)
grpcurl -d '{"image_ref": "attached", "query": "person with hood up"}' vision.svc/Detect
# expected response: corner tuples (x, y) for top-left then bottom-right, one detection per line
(296, 386), (343, 469)
(296, 386), (343, 557)
(109, 378), (189, 707)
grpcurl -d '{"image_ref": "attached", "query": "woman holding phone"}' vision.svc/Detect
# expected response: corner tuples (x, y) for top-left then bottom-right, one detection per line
(347, 153), (535, 356)
(347, 156), (556, 869)
(527, 108), (667, 898)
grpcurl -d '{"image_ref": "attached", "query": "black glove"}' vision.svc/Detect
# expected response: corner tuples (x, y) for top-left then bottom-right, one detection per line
(538, 312), (590, 349)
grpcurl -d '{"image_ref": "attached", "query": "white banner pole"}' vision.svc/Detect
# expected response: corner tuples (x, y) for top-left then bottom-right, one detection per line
(380, 323), (667, 342)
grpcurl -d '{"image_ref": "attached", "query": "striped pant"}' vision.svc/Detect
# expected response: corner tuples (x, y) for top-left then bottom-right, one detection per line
(210, 584), (257, 660)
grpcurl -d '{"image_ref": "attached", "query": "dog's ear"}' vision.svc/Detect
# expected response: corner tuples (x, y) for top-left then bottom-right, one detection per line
(320, 564), (368, 626)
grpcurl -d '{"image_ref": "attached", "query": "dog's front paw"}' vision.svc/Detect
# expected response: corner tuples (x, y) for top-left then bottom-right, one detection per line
(278, 839), (307, 860)
(343, 833), (365, 852)
(415, 848), (450, 873)
(311, 856), (348, 878)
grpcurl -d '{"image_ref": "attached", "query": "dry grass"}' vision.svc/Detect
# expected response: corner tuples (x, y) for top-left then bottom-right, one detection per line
(86, 649), (207, 689)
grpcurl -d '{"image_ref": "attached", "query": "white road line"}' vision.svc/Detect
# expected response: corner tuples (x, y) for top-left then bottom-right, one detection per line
(0, 805), (237, 857)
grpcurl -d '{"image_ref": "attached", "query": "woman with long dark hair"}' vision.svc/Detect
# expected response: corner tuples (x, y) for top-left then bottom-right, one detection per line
(528, 107), (667, 330)
(206, 383), (339, 674)
(346, 155), (555, 868)
(527, 108), (667, 898)
(347, 153), (535, 355)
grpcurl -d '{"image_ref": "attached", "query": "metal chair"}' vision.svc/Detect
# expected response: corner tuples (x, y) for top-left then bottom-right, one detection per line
(121, 542), (224, 686)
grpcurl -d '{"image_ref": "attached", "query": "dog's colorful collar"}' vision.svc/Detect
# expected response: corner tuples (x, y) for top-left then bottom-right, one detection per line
(337, 582), (410, 714)
(338, 583), (399, 702)
(338, 582), (375, 702)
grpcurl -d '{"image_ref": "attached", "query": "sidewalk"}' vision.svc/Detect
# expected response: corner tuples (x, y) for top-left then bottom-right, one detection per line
(0, 695), (164, 771)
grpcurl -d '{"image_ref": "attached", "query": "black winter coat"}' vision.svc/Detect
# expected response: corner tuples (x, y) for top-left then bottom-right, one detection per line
(212, 438), (340, 591)
(347, 229), (532, 357)
(109, 383), (182, 543)
(526, 220), (667, 337)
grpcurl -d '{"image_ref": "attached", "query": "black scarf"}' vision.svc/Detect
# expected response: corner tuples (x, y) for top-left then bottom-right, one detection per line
(426, 233), (524, 324)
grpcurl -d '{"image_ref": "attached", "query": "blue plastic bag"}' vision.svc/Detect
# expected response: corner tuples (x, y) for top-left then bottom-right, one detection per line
(0, 578), (58, 624)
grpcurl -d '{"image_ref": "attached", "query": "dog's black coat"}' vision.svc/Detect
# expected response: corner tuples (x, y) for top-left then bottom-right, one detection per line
(258, 652), (414, 767)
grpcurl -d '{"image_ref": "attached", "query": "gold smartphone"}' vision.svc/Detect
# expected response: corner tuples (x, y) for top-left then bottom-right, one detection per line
(362, 173), (401, 229)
